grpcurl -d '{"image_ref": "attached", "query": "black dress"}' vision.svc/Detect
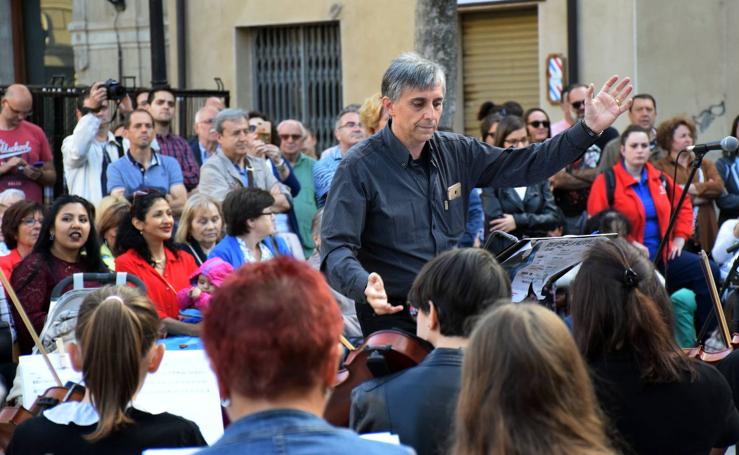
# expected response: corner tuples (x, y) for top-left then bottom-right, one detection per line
(6, 406), (207, 455)
(590, 351), (739, 454)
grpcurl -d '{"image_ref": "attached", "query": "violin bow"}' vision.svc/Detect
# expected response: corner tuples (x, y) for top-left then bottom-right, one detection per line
(340, 335), (355, 351)
(699, 251), (732, 348)
(0, 268), (63, 387)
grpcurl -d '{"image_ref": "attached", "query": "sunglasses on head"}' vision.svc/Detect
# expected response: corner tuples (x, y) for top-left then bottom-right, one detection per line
(130, 188), (162, 212)
(528, 121), (550, 128)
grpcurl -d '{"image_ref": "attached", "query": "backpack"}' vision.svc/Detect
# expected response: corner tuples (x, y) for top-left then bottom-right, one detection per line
(603, 167), (671, 207)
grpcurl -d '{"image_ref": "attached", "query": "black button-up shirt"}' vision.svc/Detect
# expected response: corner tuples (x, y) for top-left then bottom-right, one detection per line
(320, 121), (596, 304)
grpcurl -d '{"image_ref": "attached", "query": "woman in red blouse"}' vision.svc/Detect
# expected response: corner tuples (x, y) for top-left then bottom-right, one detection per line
(11, 195), (107, 354)
(114, 190), (199, 336)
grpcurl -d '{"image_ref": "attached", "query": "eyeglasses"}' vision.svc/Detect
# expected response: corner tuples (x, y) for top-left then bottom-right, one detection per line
(503, 138), (530, 147)
(3, 100), (32, 118)
(20, 217), (42, 226)
(260, 211), (274, 217)
(570, 100), (585, 110)
(528, 121), (550, 128)
(279, 134), (303, 141)
(339, 121), (362, 130)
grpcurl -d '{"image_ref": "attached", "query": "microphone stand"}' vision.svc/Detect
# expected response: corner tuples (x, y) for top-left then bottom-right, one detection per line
(653, 149), (706, 269)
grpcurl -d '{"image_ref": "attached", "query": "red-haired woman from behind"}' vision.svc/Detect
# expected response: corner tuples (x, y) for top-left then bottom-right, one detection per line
(199, 257), (412, 454)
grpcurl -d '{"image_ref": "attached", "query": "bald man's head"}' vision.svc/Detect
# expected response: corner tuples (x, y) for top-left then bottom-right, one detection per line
(205, 97), (225, 111)
(194, 105), (219, 144)
(1, 84), (33, 129)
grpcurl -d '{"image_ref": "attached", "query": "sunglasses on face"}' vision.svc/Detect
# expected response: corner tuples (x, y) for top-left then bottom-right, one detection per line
(570, 100), (585, 110)
(279, 134), (303, 141)
(528, 121), (550, 128)
(3, 100), (32, 117)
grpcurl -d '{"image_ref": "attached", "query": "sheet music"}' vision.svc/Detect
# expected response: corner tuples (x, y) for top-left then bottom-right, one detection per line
(501, 235), (610, 302)
(360, 432), (402, 445)
(19, 349), (223, 445)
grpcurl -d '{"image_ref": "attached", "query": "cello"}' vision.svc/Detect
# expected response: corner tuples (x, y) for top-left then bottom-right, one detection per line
(324, 330), (433, 427)
(0, 268), (84, 449)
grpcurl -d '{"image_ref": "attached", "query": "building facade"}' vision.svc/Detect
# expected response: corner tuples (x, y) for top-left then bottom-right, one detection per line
(3, 0), (738, 144)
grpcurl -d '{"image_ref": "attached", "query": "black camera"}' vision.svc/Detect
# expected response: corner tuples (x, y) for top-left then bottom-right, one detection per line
(103, 79), (126, 101)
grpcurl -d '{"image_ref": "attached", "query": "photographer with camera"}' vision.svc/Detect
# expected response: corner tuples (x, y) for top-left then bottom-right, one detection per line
(62, 81), (132, 206)
(0, 84), (56, 204)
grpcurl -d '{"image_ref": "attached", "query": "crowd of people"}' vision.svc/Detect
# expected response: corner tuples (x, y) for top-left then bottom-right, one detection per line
(1, 50), (739, 454)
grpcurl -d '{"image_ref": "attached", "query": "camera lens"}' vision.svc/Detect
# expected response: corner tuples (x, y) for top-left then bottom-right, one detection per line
(104, 79), (126, 101)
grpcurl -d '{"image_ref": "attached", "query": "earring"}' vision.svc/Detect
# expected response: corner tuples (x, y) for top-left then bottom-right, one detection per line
(220, 397), (231, 408)
(139, 230), (143, 236)
(49, 232), (55, 241)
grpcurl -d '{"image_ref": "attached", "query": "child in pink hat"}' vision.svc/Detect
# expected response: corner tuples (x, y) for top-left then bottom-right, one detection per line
(176, 257), (234, 313)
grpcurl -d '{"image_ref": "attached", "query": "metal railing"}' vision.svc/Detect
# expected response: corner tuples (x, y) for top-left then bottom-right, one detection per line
(0, 84), (230, 199)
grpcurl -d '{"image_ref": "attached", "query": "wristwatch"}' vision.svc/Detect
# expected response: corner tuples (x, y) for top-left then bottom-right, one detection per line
(580, 120), (602, 138)
(275, 159), (287, 171)
(79, 106), (102, 116)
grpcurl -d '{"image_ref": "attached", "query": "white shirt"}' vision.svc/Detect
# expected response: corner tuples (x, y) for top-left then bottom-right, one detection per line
(62, 114), (121, 206)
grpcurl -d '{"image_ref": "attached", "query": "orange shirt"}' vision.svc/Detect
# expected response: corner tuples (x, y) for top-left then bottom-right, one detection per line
(115, 248), (197, 319)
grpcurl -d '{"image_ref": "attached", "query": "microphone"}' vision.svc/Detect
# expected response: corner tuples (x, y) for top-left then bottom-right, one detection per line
(687, 136), (739, 154)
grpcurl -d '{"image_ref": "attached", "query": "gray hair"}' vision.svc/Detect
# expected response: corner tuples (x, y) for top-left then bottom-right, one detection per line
(277, 119), (308, 138)
(194, 105), (218, 124)
(381, 52), (446, 102)
(334, 104), (361, 130)
(214, 108), (248, 134)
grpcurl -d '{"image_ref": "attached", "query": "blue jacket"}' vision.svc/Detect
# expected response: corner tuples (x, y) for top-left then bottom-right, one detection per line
(208, 235), (292, 269)
(270, 159), (304, 246)
(459, 188), (483, 247)
(195, 409), (412, 455)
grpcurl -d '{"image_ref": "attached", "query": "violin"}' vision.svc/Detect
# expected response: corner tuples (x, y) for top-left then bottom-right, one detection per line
(324, 329), (433, 427)
(0, 382), (85, 448)
(0, 268), (85, 450)
(682, 251), (737, 364)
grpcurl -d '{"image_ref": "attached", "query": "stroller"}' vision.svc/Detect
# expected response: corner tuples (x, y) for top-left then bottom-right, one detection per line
(33, 272), (147, 354)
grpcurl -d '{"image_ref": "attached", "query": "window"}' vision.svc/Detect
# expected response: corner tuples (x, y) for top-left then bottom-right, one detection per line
(252, 23), (342, 152)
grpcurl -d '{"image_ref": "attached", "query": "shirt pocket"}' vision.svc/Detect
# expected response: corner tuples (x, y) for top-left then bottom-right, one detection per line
(444, 196), (466, 237)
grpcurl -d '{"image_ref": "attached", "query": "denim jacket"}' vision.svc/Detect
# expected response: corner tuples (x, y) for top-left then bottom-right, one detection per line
(196, 409), (414, 454)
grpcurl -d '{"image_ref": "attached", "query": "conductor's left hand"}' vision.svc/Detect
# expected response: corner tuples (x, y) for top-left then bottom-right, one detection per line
(583, 75), (633, 134)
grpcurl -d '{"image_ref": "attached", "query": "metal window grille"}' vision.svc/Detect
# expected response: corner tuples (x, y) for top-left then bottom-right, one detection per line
(253, 22), (342, 153)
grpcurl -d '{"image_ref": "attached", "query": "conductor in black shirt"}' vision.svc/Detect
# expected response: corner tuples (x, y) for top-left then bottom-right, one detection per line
(321, 52), (633, 336)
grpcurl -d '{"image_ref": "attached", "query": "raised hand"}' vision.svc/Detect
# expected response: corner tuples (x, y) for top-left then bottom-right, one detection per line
(583, 75), (633, 134)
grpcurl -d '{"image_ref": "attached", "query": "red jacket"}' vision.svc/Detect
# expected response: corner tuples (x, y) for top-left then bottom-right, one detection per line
(587, 162), (693, 257)
(115, 247), (197, 319)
